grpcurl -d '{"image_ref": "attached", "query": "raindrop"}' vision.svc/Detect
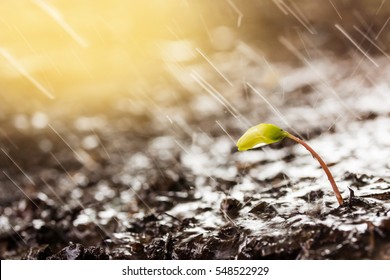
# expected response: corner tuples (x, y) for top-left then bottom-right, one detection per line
(98, 208), (117, 220)
(0, 216), (10, 230)
(128, 152), (152, 170)
(32, 219), (45, 230)
(38, 138), (53, 152)
(4, 207), (13, 216)
(82, 135), (99, 150)
(13, 114), (29, 130)
(120, 190), (133, 203)
(31, 112), (49, 129)
(73, 211), (94, 227)
(73, 172), (89, 187)
(94, 182), (115, 202)
(36, 192), (48, 202)
(71, 188), (83, 199)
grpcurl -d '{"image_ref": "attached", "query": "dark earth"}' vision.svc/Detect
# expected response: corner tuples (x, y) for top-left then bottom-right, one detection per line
(1, 0), (390, 260)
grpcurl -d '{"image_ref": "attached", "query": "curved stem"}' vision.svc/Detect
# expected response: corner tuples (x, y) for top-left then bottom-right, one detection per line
(285, 133), (343, 206)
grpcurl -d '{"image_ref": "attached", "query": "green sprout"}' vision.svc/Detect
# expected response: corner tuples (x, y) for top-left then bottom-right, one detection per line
(237, 123), (343, 206)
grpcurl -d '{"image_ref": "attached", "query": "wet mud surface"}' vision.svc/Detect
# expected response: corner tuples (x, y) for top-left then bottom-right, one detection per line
(1, 54), (390, 259)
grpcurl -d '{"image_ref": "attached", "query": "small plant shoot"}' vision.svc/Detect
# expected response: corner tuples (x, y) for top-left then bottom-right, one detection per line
(237, 123), (343, 205)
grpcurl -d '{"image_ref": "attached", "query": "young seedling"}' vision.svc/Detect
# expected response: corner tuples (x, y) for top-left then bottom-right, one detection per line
(236, 123), (343, 205)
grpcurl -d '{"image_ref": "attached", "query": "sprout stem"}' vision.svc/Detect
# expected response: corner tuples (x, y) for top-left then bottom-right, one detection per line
(285, 132), (343, 206)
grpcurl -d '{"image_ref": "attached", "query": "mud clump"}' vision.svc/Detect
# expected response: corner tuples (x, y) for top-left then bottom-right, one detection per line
(23, 243), (109, 260)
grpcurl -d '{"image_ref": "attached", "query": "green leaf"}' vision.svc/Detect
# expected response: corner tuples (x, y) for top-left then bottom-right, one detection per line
(236, 123), (287, 151)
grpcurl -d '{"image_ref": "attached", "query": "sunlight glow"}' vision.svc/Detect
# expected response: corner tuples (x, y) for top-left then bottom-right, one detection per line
(0, 0), (201, 108)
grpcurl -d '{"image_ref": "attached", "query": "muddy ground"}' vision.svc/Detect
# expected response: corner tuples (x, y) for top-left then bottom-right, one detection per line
(1, 51), (389, 260)
(1, 1), (390, 260)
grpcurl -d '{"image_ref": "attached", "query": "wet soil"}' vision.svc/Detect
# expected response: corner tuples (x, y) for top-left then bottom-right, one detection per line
(0, 54), (390, 260)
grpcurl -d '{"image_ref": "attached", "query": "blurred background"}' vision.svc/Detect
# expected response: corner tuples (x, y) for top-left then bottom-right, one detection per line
(1, 0), (389, 115)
